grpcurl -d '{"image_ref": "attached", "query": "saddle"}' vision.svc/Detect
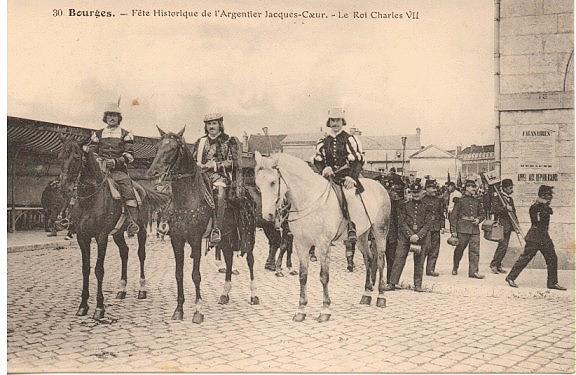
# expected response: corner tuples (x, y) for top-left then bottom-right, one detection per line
(106, 178), (143, 206)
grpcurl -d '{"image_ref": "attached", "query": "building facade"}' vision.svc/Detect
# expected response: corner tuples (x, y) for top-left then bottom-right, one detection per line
(458, 144), (497, 178)
(496, 0), (574, 267)
(409, 145), (460, 183)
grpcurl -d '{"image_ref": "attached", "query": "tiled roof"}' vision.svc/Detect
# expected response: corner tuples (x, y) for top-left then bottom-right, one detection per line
(281, 132), (421, 150)
(459, 144), (495, 161)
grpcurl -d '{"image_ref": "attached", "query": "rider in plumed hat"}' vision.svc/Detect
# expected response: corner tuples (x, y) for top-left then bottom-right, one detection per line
(313, 107), (364, 271)
(87, 101), (139, 236)
(193, 112), (242, 245)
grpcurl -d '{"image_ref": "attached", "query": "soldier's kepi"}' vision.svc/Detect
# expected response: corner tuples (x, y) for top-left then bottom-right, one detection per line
(193, 112), (241, 245)
(313, 107), (364, 270)
(87, 102), (140, 236)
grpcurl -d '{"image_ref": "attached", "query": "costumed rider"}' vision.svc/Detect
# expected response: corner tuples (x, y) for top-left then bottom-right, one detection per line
(313, 107), (364, 271)
(193, 112), (241, 245)
(87, 102), (139, 236)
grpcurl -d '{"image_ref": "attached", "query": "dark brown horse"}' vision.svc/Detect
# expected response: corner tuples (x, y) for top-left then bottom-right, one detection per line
(147, 126), (258, 323)
(58, 138), (170, 319)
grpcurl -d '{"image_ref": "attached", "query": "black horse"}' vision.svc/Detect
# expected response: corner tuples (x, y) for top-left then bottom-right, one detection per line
(58, 138), (170, 319)
(147, 126), (258, 323)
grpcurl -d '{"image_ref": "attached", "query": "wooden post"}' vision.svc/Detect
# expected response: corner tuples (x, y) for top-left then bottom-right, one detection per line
(10, 147), (20, 232)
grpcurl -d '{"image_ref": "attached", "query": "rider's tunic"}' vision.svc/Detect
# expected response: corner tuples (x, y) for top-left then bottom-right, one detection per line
(89, 126), (136, 201)
(313, 130), (364, 188)
(194, 133), (240, 187)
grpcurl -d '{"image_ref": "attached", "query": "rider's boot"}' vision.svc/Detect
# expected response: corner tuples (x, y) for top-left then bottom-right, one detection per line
(347, 222), (357, 244)
(210, 187), (226, 245)
(126, 205), (140, 237)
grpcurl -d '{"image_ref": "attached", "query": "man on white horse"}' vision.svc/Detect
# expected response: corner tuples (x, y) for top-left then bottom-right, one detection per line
(313, 108), (364, 270)
(193, 112), (241, 245)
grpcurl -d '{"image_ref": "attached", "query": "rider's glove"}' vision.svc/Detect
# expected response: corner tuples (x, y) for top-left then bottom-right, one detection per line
(322, 166), (334, 178)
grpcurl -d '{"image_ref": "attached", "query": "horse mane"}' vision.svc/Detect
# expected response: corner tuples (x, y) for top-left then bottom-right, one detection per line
(82, 149), (105, 183)
(274, 152), (324, 183)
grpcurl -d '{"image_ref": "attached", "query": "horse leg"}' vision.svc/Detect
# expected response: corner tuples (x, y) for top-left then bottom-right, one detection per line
(293, 242), (309, 322)
(218, 249), (233, 305)
(137, 227), (147, 299)
(113, 233), (128, 299)
(265, 244), (278, 271)
(76, 233), (91, 316)
(317, 244), (331, 322)
(357, 233), (373, 305)
(286, 233), (298, 275)
(171, 236), (186, 320)
(247, 251), (259, 305)
(93, 234), (108, 320)
(372, 228), (388, 308)
(190, 237), (204, 324)
(275, 243), (286, 277)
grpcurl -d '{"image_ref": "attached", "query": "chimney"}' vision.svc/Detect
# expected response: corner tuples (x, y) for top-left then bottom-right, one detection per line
(416, 127), (421, 138)
(456, 146), (462, 156)
(242, 131), (249, 153)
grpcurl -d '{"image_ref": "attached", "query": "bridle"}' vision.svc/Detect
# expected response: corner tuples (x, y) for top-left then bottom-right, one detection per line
(272, 166), (332, 225)
(157, 135), (195, 182)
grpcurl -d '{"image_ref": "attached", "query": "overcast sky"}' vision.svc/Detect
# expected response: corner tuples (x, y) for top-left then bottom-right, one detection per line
(8, 0), (494, 149)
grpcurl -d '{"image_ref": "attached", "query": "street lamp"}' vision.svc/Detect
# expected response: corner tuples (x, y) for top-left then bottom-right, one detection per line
(401, 136), (407, 176)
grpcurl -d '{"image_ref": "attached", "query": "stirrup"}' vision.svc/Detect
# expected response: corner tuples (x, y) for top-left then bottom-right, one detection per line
(210, 228), (222, 244)
(347, 228), (357, 244)
(127, 221), (140, 237)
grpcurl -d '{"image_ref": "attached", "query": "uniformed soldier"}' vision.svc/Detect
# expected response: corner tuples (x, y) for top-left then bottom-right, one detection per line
(490, 178), (516, 274)
(313, 107), (364, 269)
(193, 113), (242, 245)
(505, 185), (566, 290)
(88, 102), (139, 236)
(450, 179), (485, 278)
(387, 181), (432, 292)
(422, 179), (444, 276)
(385, 182), (405, 283)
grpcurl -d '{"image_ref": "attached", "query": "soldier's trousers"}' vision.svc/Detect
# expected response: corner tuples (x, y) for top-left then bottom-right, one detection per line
(490, 230), (512, 268)
(385, 237), (397, 284)
(389, 235), (428, 288)
(453, 233), (480, 276)
(508, 239), (558, 287)
(426, 230), (441, 274)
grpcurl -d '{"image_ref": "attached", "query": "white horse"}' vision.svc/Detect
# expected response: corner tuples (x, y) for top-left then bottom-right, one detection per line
(255, 151), (391, 322)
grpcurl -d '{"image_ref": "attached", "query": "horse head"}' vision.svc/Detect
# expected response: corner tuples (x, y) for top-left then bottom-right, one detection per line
(58, 137), (83, 196)
(254, 151), (287, 222)
(147, 125), (188, 181)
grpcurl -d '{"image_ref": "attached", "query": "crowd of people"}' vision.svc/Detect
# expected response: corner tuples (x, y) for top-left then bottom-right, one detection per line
(374, 170), (567, 292)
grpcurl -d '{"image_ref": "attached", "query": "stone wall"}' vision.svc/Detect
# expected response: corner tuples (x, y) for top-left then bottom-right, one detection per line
(498, 0), (574, 268)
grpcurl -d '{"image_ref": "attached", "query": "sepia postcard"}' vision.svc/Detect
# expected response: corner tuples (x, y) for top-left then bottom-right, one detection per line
(6, 0), (575, 373)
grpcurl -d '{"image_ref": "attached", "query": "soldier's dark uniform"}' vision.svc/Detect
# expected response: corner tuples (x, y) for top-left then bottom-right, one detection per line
(89, 103), (139, 234)
(385, 184), (404, 283)
(389, 182), (432, 291)
(506, 185), (565, 290)
(422, 180), (445, 276)
(490, 179), (516, 273)
(451, 180), (485, 277)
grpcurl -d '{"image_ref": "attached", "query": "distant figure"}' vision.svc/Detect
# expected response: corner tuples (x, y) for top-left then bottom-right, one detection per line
(41, 180), (66, 237)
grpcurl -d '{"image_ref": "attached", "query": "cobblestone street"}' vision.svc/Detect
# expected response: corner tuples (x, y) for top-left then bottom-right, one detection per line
(7, 231), (575, 373)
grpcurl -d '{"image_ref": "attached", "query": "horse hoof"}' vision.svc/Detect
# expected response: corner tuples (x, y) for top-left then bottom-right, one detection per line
(310, 255), (318, 262)
(376, 297), (387, 308)
(316, 313), (331, 323)
(250, 296), (260, 305)
(232, 270), (240, 275)
(359, 295), (372, 305)
(138, 291), (147, 299)
(275, 271), (285, 278)
(171, 310), (183, 320)
(218, 295), (230, 305)
(192, 312), (204, 324)
(76, 306), (89, 316)
(92, 308), (105, 320)
(293, 312), (306, 322)
(289, 270), (298, 276)
(115, 291), (126, 299)
(347, 264), (354, 272)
